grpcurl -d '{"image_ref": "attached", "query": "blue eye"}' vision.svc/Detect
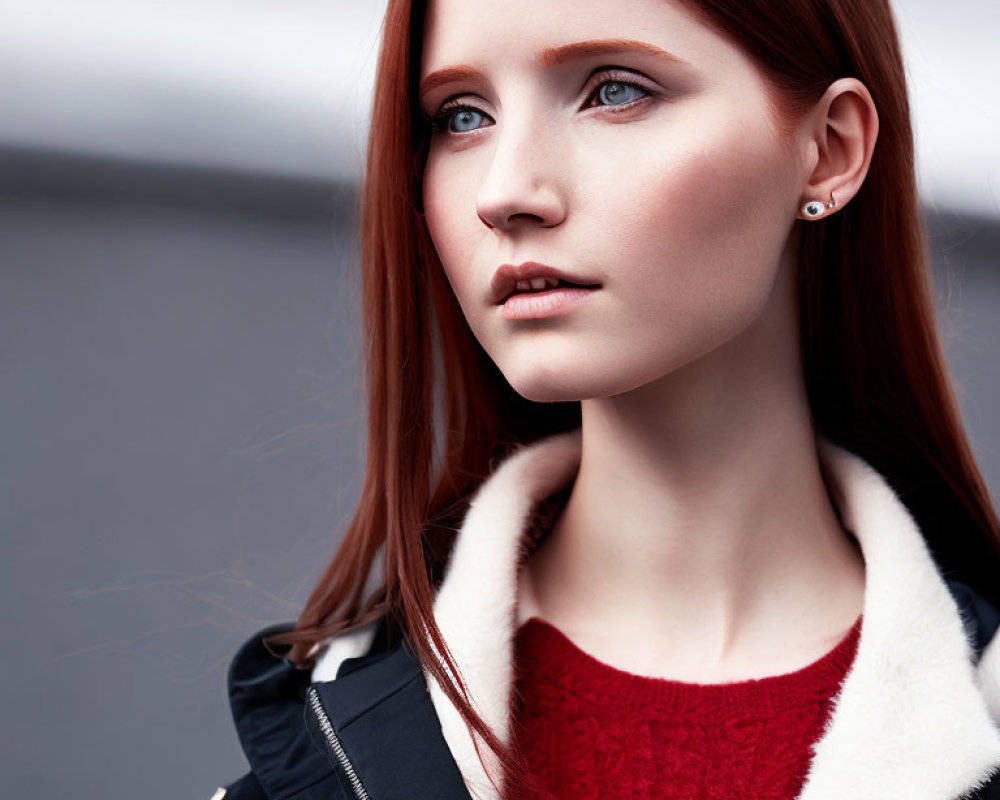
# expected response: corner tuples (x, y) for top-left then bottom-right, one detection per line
(450, 108), (488, 133)
(431, 104), (493, 135)
(428, 73), (652, 136)
(594, 80), (647, 107)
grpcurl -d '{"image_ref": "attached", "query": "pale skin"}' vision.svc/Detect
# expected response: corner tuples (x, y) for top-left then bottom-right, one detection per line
(419, 0), (879, 682)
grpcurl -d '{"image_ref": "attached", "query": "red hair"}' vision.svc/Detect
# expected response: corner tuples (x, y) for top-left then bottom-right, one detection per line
(268, 0), (1000, 796)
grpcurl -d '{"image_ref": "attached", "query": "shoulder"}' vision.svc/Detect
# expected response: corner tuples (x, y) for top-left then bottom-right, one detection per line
(946, 579), (1000, 739)
(946, 579), (1000, 663)
(216, 621), (385, 800)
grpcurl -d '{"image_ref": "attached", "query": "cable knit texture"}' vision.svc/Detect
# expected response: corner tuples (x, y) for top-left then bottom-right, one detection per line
(509, 613), (863, 800)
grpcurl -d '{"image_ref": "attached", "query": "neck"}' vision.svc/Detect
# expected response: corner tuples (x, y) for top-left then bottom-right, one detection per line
(520, 266), (866, 681)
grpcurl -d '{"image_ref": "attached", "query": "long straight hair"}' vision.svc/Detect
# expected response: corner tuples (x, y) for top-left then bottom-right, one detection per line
(268, 0), (1000, 796)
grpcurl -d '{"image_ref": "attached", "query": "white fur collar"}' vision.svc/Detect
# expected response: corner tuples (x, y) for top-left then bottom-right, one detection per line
(314, 429), (1000, 799)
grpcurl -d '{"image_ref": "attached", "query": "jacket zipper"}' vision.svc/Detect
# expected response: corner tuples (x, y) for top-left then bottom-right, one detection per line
(307, 685), (372, 800)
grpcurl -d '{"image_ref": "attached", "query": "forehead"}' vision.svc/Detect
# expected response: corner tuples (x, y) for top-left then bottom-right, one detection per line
(419, 0), (728, 76)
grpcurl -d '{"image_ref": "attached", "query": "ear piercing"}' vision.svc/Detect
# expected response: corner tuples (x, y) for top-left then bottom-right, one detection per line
(802, 191), (838, 219)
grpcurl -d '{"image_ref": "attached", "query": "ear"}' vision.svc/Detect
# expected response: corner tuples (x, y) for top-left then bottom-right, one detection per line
(797, 78), (879, 220)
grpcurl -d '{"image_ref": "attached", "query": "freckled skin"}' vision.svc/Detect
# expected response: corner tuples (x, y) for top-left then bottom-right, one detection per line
(420, 0), (803, 403)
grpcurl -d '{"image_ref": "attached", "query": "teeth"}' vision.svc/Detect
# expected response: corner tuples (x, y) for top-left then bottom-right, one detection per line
(514, 275), (562, 294)
(508, 276), (567, 300)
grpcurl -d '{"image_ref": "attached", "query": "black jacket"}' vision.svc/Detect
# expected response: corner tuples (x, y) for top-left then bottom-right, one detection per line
(211, 431), (1000, 800)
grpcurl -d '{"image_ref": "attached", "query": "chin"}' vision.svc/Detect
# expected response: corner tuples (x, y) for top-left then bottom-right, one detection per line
(495, 358), (578, 403)
(500, 361), (626, 404)
(500, 346), (706, 404)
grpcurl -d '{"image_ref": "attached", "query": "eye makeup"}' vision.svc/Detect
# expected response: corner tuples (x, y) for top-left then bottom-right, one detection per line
(427, 67), (660, 136)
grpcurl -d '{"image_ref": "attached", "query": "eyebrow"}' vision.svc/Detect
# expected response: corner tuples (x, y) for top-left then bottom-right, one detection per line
(418, 38), (689, 101)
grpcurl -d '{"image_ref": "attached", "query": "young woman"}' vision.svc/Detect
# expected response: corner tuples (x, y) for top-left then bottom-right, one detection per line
(214, 0), (1000, 798)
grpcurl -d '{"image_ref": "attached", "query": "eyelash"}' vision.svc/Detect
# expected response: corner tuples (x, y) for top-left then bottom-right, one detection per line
(428, 70), (655, 136)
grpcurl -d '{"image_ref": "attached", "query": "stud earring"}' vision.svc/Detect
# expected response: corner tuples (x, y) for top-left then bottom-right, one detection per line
(802, 200), (826, 218)
(801, 191), (838, 220)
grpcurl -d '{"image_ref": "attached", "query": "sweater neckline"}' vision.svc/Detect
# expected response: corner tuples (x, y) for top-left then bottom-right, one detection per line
(514, 614), (863, 716)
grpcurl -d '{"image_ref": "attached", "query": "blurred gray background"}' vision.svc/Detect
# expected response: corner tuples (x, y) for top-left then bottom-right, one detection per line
(1, 1), (997, 798)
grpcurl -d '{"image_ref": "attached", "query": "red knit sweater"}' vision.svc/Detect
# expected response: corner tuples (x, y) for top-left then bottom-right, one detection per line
(509, 614), (862, 800)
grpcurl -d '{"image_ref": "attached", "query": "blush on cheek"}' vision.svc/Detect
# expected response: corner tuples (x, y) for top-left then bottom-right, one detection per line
(423, 160), (484, 287)
(680, 129), (776, 232)
(424, 180), (462, 284)
(658, 128), (789, 280)
(599, 121), (793, 356)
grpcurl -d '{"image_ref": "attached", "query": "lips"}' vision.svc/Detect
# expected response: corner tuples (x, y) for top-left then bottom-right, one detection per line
(490, 262), (601, 305)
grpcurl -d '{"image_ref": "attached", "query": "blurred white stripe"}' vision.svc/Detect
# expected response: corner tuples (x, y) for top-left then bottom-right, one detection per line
(0, 0), (386, 181)
(895, 0), (1000, 217)
(0, 0), (996, 216)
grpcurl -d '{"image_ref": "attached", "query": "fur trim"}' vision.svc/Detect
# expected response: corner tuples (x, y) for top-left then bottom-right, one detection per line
(426, 431), (1000, 800)
(423, 430), (583, 800)
(313, 429), (1000, 799)
(795, 439), (1000, 799)
(981, 629), (1000, 726)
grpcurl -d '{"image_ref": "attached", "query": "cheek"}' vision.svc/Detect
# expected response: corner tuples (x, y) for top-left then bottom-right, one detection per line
(590, 110), (795, 340)
(422, 154), (501, 349)
(417, 102), (799, 403)
(423, 155), (479, 299)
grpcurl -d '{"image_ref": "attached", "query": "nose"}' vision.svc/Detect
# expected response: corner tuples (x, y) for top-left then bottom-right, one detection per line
(475, 116), (567, 232)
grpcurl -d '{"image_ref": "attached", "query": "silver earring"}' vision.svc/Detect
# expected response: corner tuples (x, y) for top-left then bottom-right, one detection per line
(802, 191), (838, 220)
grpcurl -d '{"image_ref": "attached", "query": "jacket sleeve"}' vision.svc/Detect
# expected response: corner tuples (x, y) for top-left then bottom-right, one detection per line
(224, 621), (357, 800)
(211, 771), (267, 799)
(210, 767), (357, 800)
